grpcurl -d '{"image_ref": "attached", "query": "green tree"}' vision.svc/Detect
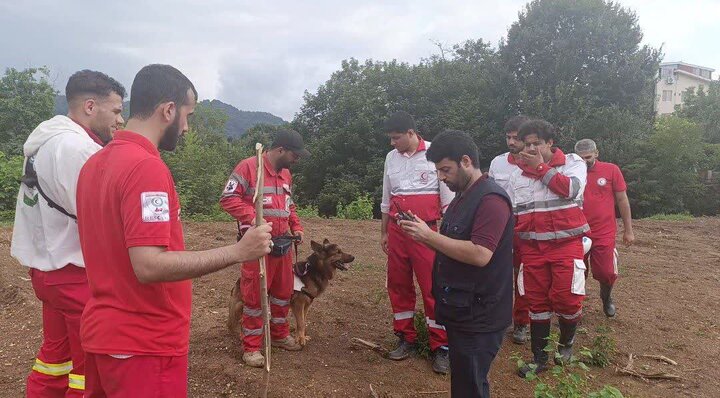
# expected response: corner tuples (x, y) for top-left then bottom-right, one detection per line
(500, 0), (662, 161)
(163, 102), (238, 219)
(0, 152), (24, 219)
(0, 67), (57, 155)
(292, 42), (511, 216)
(676, 81), (720, 144)
(624, 116), (710, 217)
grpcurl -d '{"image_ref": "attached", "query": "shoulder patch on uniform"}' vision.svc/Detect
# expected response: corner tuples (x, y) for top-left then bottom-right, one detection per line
(141, 191), (170, 222)
(224, 178), (238, 193)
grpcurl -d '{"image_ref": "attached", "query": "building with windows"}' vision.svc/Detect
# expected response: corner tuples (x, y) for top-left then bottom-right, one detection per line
(656, 62), (714, 115)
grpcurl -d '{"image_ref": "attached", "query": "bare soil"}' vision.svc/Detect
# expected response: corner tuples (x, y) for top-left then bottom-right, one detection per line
(1, 218), (718, 397)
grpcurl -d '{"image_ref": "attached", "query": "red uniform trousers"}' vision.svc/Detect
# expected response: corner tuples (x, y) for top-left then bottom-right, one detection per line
(584, 236), (618, 286)
(84, 353), (187, 397)
(27, 265), (89, 398)
(518, 238), (586, 325)
(512, 235), (530, 326)
(387, 222), (447, 351)
(240, 252), (293, 352)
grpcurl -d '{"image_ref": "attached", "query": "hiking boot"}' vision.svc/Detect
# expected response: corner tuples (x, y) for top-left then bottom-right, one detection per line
(272, 335), (303, 351)
(512, 324), (529, 344)
(517, 322), (550, 378)
(388, 337), (417, 361)
(242, 351), (265, 368)
(555, 322), (577, 365)
(431, 347), (450, 375)
(600, 283), (616, 317)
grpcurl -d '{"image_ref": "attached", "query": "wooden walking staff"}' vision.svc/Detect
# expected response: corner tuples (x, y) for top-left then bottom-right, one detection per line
(252, 143), (272, 376)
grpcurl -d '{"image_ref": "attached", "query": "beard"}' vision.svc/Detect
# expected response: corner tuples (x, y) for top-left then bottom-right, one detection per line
(509, 146), (523, 154)
(445, 168), (472, 192)
(159, 113), (181, 152)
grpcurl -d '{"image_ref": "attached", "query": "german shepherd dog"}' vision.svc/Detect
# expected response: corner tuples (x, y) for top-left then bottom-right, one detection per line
(228, 239), (355, 347)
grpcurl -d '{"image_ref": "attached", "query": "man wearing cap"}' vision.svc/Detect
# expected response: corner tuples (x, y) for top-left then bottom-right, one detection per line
(220, 129), (309, 367)
(574, 139), (634, 317)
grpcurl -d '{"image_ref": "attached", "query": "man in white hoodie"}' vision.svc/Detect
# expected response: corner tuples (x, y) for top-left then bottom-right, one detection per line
(11, 70), (125, 398)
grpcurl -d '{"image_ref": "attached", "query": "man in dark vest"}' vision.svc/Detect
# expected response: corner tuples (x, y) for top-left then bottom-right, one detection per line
(400, 130), (514, 398)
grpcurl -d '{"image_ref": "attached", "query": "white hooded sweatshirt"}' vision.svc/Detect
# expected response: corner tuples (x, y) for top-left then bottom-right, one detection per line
(11, 115), (102, 271)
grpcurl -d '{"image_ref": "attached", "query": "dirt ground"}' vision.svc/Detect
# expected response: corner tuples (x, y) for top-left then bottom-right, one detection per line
(1, 217), (719, 397)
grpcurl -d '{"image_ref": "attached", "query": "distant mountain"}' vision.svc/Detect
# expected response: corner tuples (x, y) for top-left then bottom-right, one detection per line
(201, 99), (286, 138)
(53, 96), (285, 138)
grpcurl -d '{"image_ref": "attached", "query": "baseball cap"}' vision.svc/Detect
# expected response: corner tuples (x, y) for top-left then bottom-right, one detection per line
(271, 129), (311, 157)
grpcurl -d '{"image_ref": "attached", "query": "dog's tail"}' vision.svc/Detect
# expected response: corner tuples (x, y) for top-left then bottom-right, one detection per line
(227, 278), (243, 337)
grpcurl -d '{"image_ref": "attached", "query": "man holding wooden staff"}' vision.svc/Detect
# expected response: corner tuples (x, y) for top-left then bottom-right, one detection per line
(220, 130), (309, 368)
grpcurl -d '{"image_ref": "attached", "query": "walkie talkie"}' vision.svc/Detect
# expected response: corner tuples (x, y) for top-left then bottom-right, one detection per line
(393, 202), (416, 222)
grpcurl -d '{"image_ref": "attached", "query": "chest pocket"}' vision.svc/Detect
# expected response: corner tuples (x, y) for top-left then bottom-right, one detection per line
(388, 165), (405, 190)
(512, 177), (534, 205)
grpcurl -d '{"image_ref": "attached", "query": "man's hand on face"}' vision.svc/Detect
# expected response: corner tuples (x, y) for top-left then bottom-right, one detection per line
(519, 150), (544, 170)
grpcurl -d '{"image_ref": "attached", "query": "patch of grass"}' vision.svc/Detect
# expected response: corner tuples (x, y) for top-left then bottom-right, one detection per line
(413, 310), (431, 359)
(579, 326), (616, 368)
(644, 213), (694, 221)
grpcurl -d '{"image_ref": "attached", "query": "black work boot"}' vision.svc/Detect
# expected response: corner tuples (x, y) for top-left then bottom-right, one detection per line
(388, 336), (417, 361)
(517, 322), (550, 378)
(431, 347), (450, 374)
(512, 324), (529, 344)
(555, 321), (578, 365)
(600, 283), (616, 317)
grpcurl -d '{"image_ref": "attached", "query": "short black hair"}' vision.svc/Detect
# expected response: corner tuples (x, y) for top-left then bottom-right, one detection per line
(518, 119), (555, 142)
(65, 70), (126, 103)
(129, 64), (198, 120)
(383, 111), (416, 133)
(426, 130), (480, 168)
(503, 115), (530, 133)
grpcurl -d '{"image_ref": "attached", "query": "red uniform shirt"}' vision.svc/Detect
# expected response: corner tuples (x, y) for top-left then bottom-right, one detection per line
(219, 153), (302, 237)
(76, 130), (191, 356)
(582, 161), (627, 239)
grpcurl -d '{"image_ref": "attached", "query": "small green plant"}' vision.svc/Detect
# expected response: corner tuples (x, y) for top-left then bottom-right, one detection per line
(413, 310), (431, 359)
(295, 205), (320, 219)
(512, 331), (624, 398)
(645, 212), (694, 221)
(336, 195), (373, 220)
(579, 326), (616, 368)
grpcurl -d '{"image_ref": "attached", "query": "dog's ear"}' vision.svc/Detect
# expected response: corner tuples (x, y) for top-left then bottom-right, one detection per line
(323, 238), (330, 247)
(311, 240), (324, 253)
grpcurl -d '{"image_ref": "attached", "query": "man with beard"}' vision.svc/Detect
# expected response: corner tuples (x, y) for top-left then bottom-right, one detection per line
(220, 129), (309, 367)
(11, 70), (125, 398)
(574, 139), (634, 317)
(379, 111), (453, 374)
(509, 120), (589, 378)
(399, 130), (513, 398)
(75, 64), (272, 397)
(488, 115), (531, 344)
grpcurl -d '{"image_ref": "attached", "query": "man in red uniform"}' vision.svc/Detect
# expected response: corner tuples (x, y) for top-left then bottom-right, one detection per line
(508, 120), (589, 378)
(575, 139), (634, 317)
(11, 70), (125, 398)
(379, 111), (453, 374)
(488, 115), (531, 344)
(220, 129), (308, 368)
(76, 64), (272, 397)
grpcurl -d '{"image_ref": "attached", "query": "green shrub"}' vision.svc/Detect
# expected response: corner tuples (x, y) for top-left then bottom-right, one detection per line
(336, 195), (373, 220)
(413, 310), (431, 359)
(644, 213), (695, 221)
(0, 152), (23, 216)
(295, 205), (320, 219)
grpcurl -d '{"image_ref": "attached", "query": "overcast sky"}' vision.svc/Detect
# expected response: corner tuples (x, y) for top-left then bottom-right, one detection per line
(1, 0), (718, 120)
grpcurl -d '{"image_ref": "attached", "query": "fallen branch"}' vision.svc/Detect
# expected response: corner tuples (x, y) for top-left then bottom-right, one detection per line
(352, 338), (389, 355)
(616, 354), (681, 382)
(640, 355), (678, 366)
(369, 384), (380, 398)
